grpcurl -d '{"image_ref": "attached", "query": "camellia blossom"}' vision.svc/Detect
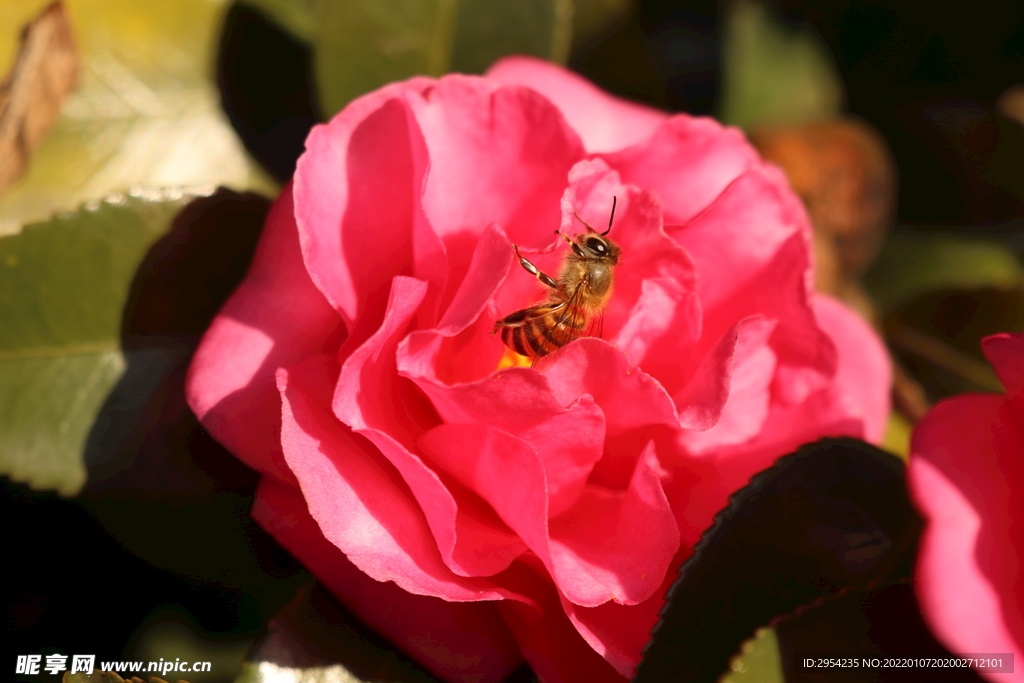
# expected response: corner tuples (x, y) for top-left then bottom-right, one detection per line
(909, 332), (1024, 683)
(187, 56), (890, 683)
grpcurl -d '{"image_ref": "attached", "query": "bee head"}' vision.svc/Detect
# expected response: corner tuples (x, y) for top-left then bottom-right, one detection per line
(569, 196), (620, 262)
(571, 233), (620, 264)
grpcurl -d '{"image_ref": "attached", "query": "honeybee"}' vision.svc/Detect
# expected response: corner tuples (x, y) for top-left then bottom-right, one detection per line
(494, 197), (620, 361)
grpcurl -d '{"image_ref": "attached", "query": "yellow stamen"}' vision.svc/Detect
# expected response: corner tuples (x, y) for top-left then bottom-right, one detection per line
(496, 345), (533, 370)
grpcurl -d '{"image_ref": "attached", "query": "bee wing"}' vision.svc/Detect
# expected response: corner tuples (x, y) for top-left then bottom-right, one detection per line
(529, 282), (595, 371)
(552, 280), (590, 335)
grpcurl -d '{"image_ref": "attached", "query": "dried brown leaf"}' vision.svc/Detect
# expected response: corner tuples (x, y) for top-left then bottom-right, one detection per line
(0, 1), (77, 196)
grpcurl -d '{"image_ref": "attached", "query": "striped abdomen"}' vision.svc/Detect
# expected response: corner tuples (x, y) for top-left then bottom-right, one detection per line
(493, 302), (587, 359)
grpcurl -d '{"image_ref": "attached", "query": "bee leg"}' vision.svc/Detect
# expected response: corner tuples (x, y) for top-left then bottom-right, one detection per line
(554, 229), (574, 246)
(513, 244), (558, 289)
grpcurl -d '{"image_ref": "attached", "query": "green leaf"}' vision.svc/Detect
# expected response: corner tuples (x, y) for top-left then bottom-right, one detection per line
(718, 0), (843, 129)
(634, 438), (920, 683)
(571, 0), (629, 48)
(448, 0), (572, 75)
(773, 582), (992, 681)
(0, 0), (276, 234)
(719, 584), (989, 682)
(881, 411), (912, 461)
(313, 0), (574, 118)
(720, 628), (784, 683)
(240, 0), (321, 43)
(0, 189), (205, 495)
(864, 230), (1024, 312)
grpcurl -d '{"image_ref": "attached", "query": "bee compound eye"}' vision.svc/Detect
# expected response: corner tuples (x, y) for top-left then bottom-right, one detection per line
(586, 237), (606, 253)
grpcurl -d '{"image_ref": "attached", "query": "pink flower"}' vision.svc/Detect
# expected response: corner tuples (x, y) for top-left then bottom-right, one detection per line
(909, 332), (1024, 682)
(187, 56), (890, 683)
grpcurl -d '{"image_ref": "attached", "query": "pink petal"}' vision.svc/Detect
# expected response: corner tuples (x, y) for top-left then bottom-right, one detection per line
(560, 568), (674, 678)
(295, 79), (439, 329)
(516, 397), (607, 517)
(333, 276), (435, 445)
(983, 333), (1024, 397)
(541, 338), (680, 437)
(486, 55), (670, 154)
(399, 352), (606, 516)
(675, 316), (777, 448)
(417, 424), (552, 580)
(664, 396), (865, 547)
(667, 162), (809, 313)
(333, 277), (526, 577)
(710, 233), (835, 404)
(279, 353), (524, 596)
(600, 114), (758, 225)
(186, 184), (344, 481)
(613, 278), (702, 384)
(399, 222), (514, 386)
(910, 395), (1024, 682)
(435, 223), (513, 336)
(419, 425), (676, 610)
(549, 441), (679, 608)
(497, 567), (628, 683)
(406, 75), (585, 288)
(812, 294), (891, 443)
(252, 479), (526, 683)
(558, 159), (699, 358)
(656, 451), (730, 549)
(667, 162), (839, 406)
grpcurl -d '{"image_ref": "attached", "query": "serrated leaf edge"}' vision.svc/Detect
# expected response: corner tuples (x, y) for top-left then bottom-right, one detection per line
(635, 437), (905, 675)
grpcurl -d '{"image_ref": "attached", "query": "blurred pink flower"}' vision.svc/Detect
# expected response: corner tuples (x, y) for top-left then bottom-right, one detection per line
(909, 332), (1024, 683)
(187, 56), (890, 683)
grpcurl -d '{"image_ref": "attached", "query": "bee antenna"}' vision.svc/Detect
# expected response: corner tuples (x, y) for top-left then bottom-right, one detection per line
(601, 196), (617, 236)
(573, 209), (597, 233)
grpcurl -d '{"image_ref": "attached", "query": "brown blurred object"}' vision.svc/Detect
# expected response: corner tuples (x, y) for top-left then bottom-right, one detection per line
(0, 1), (77, 197)
(997, 84), (1024, 127)
(750, 118), (897, 304)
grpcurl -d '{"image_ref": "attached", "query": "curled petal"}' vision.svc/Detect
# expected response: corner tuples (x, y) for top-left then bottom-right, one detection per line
(601, 115), (758, 224)
(252, 479), (526, 683)
(486, 55), (670, 154)
(812, 294), (891, 443)
(333, 277), (526, 577)
(186, 185), (344, 481)
(560, 570), (674, 679)
(401, 345), (607, 516)
(542, 338), (680, 436)
(910, 395), (1024, 679)
(406, 74), (585, 262)
(668, 163), (809, 313)
(983, 333), (1024, 397)
(296, 80), (436, 327)
(549, 441), (679, 608)
(497, 566), (629, 683)
(674, 316), (777, 441)
(613, 278), (702, 383)
(279, 353), (524, 595)
(420, 426), (676, 609)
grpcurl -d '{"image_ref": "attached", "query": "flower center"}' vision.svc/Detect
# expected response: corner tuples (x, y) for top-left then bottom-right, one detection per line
(495, 345), (533, 371)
